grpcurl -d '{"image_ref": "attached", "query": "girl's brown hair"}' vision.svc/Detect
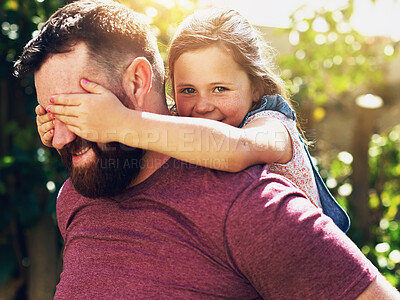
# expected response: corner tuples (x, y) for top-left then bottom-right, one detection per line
(167, 8), (289, 109)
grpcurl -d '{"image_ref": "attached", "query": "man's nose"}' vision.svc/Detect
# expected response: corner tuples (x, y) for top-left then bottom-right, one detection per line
(52, 119), (76, 150)
(194, 95), (214, 114)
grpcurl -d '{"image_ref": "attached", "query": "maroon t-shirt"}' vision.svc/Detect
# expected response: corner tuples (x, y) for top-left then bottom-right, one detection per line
(55, 158), (377, 299)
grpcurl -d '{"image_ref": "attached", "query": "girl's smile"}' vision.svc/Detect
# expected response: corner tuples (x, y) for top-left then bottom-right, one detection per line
(174, 44), (260, 127)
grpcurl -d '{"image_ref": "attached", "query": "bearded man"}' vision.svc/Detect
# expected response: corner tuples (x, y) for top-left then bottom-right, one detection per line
(13, 0), (400, 299)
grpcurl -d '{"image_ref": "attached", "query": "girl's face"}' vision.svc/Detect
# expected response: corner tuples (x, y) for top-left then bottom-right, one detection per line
(173, 44), (260, 127)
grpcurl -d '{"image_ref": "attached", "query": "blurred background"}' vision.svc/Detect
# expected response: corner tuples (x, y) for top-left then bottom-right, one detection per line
(1, 0), (399, 298)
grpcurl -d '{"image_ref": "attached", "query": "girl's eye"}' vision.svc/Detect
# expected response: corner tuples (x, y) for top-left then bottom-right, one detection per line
(214, 86), (227, 93)
(181, 87), (196, 94)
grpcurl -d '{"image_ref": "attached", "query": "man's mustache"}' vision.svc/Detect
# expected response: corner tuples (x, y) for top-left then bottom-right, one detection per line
(60, 138), (94, 156)
(58, 137), (98, 171)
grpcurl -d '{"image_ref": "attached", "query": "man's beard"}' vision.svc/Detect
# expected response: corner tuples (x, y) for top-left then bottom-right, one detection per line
(59, 137), (144, 199)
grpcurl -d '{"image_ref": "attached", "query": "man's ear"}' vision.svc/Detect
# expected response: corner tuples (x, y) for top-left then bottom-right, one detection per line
(123, 57), (153, 108)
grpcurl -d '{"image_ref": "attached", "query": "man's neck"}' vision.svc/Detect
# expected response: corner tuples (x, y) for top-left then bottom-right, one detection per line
(129, 151), (170, 186)
(128, 94), (171, 186)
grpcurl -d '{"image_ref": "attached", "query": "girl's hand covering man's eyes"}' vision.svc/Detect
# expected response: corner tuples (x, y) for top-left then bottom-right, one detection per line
(46, 79), (130, 144)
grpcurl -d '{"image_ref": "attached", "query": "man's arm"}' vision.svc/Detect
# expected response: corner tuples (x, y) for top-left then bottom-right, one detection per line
(357, 273), (400, 299)
(224, 173), (399, 299)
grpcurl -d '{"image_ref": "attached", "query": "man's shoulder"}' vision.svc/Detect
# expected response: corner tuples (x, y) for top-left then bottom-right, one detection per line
(174, 158), (267, 177)
(227, 163), (299, 193)
(222, 164), (311, 225)
(176, 160), (303, 203)
(58, 178), (75, 198)
(57, 178), (82, 205)
(56, 178), (79, 238)
(171, 159), (269, 187)
(168, 158), (299, 191)
(234, 165), (306, 201)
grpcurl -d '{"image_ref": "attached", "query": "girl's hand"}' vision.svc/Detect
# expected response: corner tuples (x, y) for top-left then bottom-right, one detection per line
(36, 104), (54, 148)
(46, 79), (130, 143)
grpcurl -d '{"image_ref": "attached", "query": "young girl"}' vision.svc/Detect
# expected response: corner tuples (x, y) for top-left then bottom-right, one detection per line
(36, 8), (350, 232)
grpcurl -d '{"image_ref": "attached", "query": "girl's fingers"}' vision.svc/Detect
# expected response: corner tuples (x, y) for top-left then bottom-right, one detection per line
(51, 94), (82, 106)
(41, 130), (54, 148)
(80, 78), (107, 94)
(38, 118), (55, 135)
(35, 104), (46, 116)
(47, 104), (79, 117)
(36, 111), (54, 127)
(55, 114), (79, 127)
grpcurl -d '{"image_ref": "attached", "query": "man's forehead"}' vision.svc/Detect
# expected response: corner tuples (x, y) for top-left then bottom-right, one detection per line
(34, 43), (91, 106)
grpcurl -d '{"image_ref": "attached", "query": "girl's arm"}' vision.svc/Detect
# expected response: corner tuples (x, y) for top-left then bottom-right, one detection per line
(48, 79), (292, 172)
(124, 111), (292, 172)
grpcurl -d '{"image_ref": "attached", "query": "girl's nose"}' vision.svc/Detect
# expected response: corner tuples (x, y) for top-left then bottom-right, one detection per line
(194, 96), (214, 114)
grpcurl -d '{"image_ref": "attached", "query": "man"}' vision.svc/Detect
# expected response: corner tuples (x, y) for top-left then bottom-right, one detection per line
(13, 0), (399, 299)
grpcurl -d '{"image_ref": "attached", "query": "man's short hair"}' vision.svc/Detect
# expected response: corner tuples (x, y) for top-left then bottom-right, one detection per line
(13, 0), (165, 96)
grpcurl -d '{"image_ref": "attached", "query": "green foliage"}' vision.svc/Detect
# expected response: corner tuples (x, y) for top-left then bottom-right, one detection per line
(1, 0), (69, 290)
(277, 1), (400, 288)
(367, 126), (400, 287)
(316, 127), (400, 289)
(0, 144), (66, 285)
(121, 0), (197, 62)
(278, 3), (398, 115)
